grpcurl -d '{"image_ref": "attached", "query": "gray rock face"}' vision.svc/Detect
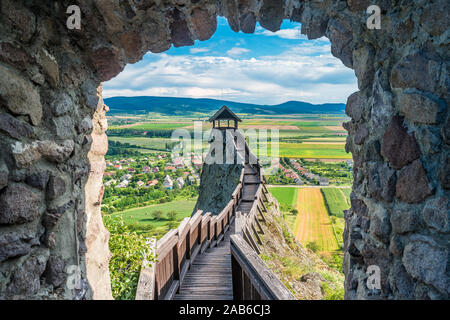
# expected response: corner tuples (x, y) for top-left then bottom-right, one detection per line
(398, 92), (442, 125)
(0, 65), (42, 126)
(396, 160), (433, 204)
(6, 249), (49, 296)
(259, 0), (284, 32)
(0, 231), (39, 262)
(52, 116), (75, 139)
(0, 0), (447, 300)
(46, 175), (66, 201)
(0, 163), (8, 191)
(25, 170), (50, 190)
(346, 92), (364, 121)
(381, 116), (420, 170)
(43, 201), (74, 229)
(0, 183), (41, 224)
(44, 256), (66, 288)
(191, 8), (217, 41)
(195, 163), (242, 216)
(367, 162), (396, 202)
(402, 235), (448, 294)
(422, 197), (449, 233)
(327, 18), (353, 68)
(390, 51), (442, 93)
(0, 113), (34, 139)
(390, 209), (418, 234)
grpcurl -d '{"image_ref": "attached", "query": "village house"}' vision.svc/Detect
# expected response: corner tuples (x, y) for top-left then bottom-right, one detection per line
(163, 175), (173, 190)
(136, 180), (145, 188)
(142, 166), (150, 173)
(116, 180), (129, 188)
(114, 164), (122, 170)
(103, 172), (115, 177)
(104, 179), (117, 187)
(121, 174), (132, 181)
(152, 167), (160, 173)
(146, 179), (159, 187)
(164, 166), (177, 172)
(319, 177), (330, 186)
(128, 168), (136, 173)
(188, 175), (196, 185)
(176, 177), (185, 189)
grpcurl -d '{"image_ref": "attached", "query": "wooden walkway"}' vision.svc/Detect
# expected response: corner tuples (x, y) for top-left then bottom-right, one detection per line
(237, 164), (261, 214)
(173, 163), (260, 300)
(173, 223), (234, 300)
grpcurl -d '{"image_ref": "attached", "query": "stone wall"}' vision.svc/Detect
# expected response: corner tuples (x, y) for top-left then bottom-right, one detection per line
(0, 0), (447, 299)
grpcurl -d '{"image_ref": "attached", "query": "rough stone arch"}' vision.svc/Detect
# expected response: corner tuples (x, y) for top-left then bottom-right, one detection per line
(0, 0), (447, 300)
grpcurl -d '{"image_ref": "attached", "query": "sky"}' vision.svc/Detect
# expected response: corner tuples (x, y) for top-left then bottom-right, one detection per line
(103, 18), (358, 105)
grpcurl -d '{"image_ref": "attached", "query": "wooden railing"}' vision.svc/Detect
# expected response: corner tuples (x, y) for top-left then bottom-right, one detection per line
(136, 167), (245, 300)
(231, 162), (296, 300)
(137, 133), (295, 300)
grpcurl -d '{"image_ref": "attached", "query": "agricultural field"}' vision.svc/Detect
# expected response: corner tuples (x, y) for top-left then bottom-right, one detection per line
(292, 188), (340, 254)
(107, 199), (197, 239)
(321, 188), (351, 248)
(268, 186), (298, 228)
(106, 114), (350, 161)
(268, 186), (298, 207)
(321, 188), (351, 218)
(109, 136), (172, 152)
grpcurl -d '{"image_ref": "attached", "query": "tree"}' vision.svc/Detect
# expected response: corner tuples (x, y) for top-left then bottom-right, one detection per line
(167, 211), (178, 221)
(167, 220), (178, 230)
(152, 210), (165, 220)
(306, 241), (320, 253)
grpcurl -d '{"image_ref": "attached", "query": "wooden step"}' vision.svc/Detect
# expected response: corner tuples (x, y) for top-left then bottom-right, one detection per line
(244, 175), (261, 184)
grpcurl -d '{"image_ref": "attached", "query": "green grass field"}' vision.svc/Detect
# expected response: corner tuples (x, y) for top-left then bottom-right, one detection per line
(320, 188), (351, 218)
(110, 122), (191, 130)
(109, 136), (171, 150)
(107, 199), (197, 238)
(268, 186), (298, 230)
(257, 142), (350, 159)
(109, 136), (209, 153)
(294, 188), (340, 254)
(107, 115), (350, 160)
(320, 188), (351, 249)
(268, 186), (298, 207)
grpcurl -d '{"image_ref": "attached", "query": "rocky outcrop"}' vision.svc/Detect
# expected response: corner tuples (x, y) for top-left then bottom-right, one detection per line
(195, 129), (243, 216)
(259, 193), (344, 300)
(0, 0), (447, 300)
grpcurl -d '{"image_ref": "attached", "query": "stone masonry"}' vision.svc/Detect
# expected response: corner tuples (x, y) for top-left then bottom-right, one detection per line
(0, 0), (448, 299)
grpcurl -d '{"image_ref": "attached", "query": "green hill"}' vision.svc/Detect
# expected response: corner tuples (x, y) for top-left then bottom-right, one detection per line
(104, 96), (346, 116)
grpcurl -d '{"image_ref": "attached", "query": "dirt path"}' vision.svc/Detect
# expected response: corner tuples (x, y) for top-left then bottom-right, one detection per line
(293, 188), (339, 254)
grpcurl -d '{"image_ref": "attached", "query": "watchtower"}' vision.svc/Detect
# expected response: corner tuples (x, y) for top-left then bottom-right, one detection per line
(209, 105), (242, 130)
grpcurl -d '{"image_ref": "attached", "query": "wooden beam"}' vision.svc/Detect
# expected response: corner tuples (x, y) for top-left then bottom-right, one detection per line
(136, 238), (157, 300)
(230, 235), (297, 300)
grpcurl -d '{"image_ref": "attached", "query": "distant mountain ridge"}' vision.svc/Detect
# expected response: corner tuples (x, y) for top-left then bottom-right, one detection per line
(104, 96), (346, 116)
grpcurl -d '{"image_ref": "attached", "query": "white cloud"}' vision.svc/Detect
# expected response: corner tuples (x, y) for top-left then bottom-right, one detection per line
(226, 47), (250, 57)
(190, 48), (209, 54)
(103, 44), (357, 105)
(258, 26), (306, 40)
(256, 26), (331, 44)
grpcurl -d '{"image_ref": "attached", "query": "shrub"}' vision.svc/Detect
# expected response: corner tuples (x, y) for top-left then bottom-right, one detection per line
(167, 210), (178, 221)
(104, 216), (156, 300)
(152, 210), (165, 220)
(167, 220), (179, 230)
(306, 241), (320, 253)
